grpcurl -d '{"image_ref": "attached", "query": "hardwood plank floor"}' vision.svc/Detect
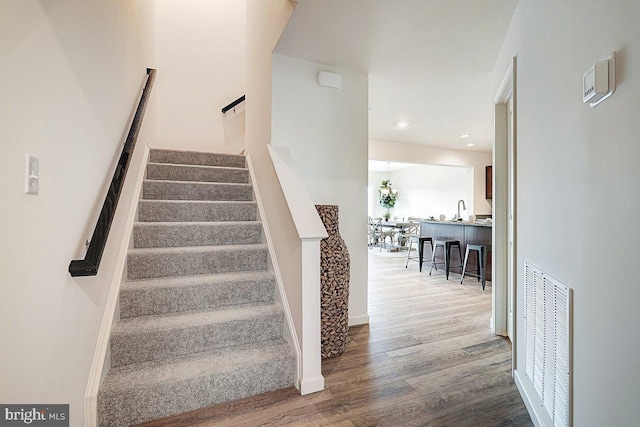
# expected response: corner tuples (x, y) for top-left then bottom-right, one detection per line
(139, 251), (532, 427)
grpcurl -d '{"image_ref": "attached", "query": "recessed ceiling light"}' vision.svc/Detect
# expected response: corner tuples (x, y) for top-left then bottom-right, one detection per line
(460, 133), (471, 138)
(395, 120), (410, 128)
(466, 143), (475, 147)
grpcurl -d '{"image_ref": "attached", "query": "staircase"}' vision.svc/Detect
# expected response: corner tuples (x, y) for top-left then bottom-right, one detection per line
(98, 149), (295, 427)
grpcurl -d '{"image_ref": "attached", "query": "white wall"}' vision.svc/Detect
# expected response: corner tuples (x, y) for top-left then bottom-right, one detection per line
(272, 54), (369, 326)
(245, 0), (299, 349)
(369, 140), (492, 215)
(153, 0), (246, 153)
(0, 1), (156, 425)
(371, 164), (473, 220)
(493, 1), (640, 425)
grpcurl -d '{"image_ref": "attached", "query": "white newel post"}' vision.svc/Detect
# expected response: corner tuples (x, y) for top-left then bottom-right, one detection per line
(299, 238), (324, 394)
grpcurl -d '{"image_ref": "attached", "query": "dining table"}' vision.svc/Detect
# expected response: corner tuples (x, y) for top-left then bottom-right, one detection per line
(379, 221), (411, 249)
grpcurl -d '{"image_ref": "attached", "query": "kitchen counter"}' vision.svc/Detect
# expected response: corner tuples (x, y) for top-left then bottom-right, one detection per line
(420, 220), (492, 228)
(419, 220), (492, 281)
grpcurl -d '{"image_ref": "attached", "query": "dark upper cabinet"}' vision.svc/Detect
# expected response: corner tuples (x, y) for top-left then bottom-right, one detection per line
(485, 166), (492, 200)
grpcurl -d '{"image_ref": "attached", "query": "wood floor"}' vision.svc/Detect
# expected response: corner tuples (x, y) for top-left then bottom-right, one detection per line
(139, 251), (532, 427)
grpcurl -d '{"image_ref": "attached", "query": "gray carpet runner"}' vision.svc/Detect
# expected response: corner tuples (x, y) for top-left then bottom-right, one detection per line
(98, 149), (295, 427)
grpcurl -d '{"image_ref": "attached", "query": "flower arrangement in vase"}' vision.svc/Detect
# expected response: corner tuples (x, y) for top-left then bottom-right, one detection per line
(378, 180), (397, 221)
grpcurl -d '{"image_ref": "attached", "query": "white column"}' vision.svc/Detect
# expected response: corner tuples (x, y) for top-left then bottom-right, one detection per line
(299, 238), (324, 394)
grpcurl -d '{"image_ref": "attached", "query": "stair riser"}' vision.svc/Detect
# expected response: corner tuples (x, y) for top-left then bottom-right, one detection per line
(149, 149), (245, 168)
(127, 248), (268, 280)
(111, 312), (284, 367)
(137, 201), (257, 222)
(98, 356), (294, 427)
(147, 163), (249, 183)
(133, 223), (262, 248)
(143, 180), (253, 201)
(119, 278), (276, 318)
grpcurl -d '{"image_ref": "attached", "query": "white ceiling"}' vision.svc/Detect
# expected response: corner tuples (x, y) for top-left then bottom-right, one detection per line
(275, 0), (518, 152)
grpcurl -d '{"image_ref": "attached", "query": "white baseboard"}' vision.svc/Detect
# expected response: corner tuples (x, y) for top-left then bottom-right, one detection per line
(349, 314), (370, 326)
(514, 369), (543, 427)
(84, 145), (149, 427)
(300, 375), (325, 395)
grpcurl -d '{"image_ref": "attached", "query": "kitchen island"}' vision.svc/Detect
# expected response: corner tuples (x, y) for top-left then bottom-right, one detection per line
(419, 220), (492, 281)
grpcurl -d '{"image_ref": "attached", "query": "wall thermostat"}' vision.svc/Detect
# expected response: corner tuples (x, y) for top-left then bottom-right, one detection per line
(583, 52), (615, 108)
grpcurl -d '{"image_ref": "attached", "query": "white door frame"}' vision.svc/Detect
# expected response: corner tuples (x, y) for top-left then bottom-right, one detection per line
(506, 96), (515, 342)
(492, 57), (517, 370)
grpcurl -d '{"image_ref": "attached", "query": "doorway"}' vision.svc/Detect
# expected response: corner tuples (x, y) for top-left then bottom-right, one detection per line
(493, 57), (517, 367)
(507, 96), (515, 341)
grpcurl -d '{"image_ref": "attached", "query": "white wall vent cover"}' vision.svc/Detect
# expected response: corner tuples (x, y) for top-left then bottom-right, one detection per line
(524, 262), (572, 427)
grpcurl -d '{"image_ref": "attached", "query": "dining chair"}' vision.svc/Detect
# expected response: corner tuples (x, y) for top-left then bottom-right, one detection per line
(403, 217), (424, 244)
(367, 217), (378, 249)
(379, 218), (395, 250)
(369, 217), (394, 251)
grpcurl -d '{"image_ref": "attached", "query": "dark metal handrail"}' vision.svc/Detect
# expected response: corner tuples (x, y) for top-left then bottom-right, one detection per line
(69, 68), (157, 277)
(221, 95), (245, 113)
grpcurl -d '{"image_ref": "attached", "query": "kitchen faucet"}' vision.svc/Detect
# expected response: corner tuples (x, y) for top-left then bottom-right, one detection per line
(456, 199), (466, 220)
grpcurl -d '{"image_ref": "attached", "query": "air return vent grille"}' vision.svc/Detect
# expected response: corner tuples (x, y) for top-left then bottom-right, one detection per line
(524, 262), (572, 427)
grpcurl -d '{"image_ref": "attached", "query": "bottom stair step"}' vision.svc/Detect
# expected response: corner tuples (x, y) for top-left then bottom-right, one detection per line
(98, 339), (295, 427)
(110, 303), (285, 367)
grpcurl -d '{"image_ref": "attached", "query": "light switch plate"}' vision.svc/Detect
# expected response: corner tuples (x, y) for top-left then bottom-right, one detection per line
(25, 153), (39, 195)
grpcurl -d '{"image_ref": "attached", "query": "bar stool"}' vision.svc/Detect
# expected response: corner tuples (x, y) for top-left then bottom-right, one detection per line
(405, 235), (434, 272)
(461, 243), (491, 290)
(429, 239), (463, 280)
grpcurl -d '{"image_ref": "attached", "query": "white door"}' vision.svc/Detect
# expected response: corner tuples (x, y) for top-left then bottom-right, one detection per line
(507, 96), (515, 341)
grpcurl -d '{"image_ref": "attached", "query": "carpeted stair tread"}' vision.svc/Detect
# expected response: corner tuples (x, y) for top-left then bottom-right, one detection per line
(123, 270), (275, 290)
(113, 302), (281, 333)
(110, 303), (284, 367)
(98, 339), (294, 427)
(119, 271), (276, 318)
(102, 339), (293, 391)
(127, 244), (269, 280)
(149, 149), (246, 168)
(146, 162), (249, 183)
(142, 179), (253, 201)
(133, 221), (263, 248)
(127, 243), (268, 255)
(137, 200), (257, 222)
